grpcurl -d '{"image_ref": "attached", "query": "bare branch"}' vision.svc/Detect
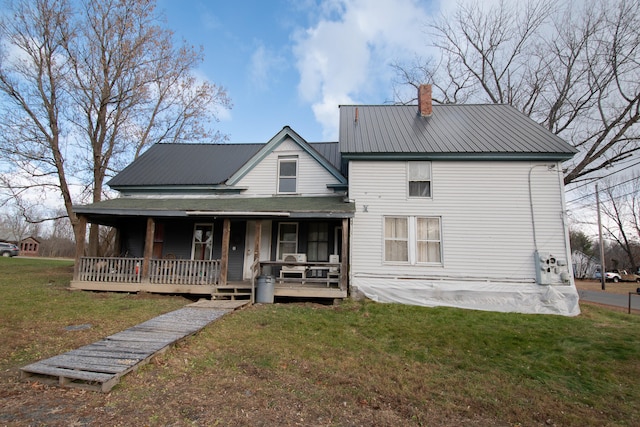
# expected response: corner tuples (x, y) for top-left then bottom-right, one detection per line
(391, 0), (640, 185)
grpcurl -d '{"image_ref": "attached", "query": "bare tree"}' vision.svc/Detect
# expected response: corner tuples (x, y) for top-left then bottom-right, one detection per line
(0, 206), (30, 243)
(598, 175), (640, 269)
(0, 0), (231, 253)
(393, 0), (640, 185)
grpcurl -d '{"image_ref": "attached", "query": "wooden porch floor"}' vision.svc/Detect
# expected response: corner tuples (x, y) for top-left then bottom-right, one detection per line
(70, 280), (348, 299)
(20, 303), (246, 392)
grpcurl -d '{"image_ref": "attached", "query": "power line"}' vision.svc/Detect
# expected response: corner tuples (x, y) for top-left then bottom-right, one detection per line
(565, 158), (640, 194)
(566, 175), (640, 205)
(568, 188), (640, 212)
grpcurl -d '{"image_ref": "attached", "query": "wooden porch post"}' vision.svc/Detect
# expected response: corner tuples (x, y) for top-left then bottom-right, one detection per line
(254, 220), (262, 273)
(73, 215), (87, 280)
(341, 218), (349, 291)
(142, 217), (155, 281)
(220, 218), (230, 286)
(113, 228), (121, 256)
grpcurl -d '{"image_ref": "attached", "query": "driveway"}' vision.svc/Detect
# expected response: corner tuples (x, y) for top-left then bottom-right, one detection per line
(575, 279), (640, 312)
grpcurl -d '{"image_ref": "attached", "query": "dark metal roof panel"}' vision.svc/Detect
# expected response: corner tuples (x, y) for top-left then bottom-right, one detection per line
(108, 142), (342, 188)
(339, 104), (577, 158)
(308, 142), (341, 169)
(108, 144), (264, 187)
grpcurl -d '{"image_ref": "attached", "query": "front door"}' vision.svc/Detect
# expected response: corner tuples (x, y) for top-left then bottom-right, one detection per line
(243, 220), (272, 280)
(227, 220), (247, 282)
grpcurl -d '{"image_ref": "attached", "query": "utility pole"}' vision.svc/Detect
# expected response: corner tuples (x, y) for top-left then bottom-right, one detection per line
(596, 184), (606, 291)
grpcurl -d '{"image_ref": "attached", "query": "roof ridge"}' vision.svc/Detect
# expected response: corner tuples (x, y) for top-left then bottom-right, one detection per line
(339, 103), (512, 107)
(156, 142), (266, 146)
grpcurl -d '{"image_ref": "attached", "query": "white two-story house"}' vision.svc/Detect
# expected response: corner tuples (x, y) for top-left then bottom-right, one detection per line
(340, 85), (580, 316)
(72, 85), (579, 315)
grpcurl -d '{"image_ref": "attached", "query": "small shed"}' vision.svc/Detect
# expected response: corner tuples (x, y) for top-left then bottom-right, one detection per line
(20, 236), (40, 257)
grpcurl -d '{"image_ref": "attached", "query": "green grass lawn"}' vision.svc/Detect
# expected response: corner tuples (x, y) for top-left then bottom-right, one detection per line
(1, 257), (639, 426)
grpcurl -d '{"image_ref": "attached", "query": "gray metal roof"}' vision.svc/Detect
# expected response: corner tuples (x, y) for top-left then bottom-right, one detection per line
(108, 141), (342, 188)
(339, 104), (577, 160)
(309, 142), (341, 169)
(73, 196), (355, 220)
(108, 144), (263, 187)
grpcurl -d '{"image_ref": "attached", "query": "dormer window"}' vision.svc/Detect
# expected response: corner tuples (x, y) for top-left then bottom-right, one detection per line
(278, 156), (298, 194)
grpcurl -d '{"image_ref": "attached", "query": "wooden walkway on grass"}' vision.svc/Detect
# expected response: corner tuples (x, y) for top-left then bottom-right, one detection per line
(20, 300), (247, 392)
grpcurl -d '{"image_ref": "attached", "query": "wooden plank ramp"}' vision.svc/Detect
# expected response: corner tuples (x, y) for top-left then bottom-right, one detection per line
(20, 305), (241, 392)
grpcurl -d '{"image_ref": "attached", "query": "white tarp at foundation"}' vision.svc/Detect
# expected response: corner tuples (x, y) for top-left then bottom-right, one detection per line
(352, 276), (581, 316)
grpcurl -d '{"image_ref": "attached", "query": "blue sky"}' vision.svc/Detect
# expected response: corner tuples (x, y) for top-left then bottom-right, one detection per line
(157, 0), (442, 143)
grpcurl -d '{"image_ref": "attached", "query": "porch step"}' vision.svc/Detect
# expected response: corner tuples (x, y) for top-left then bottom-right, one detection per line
(212, 284), (253, 301)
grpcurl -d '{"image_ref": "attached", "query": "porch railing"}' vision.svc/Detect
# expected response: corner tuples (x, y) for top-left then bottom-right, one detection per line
(77, 257), (143, 283)
(149, 259), (220, 285)
(76, 257), (220, 285)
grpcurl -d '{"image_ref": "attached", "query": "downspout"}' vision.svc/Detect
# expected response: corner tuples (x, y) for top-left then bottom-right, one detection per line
(528, 164), (547, 253)
(556, 163), (574, 282)
(529, 163), (567, 254)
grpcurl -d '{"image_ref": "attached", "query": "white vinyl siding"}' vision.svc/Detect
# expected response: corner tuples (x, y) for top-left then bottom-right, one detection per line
(350, 160), (569, 282)
(237, 138), (341, 196)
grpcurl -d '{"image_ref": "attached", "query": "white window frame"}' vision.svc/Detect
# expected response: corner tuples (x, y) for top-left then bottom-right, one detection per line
(407, 161), (432, 198)
(276, 222), (298, 260)
(383, 216), (442, 265)
(191, 223), (214, 260)
(277, 156), (298, 194)
(384, 217), (409, 263)
(415, 217), (442, 264)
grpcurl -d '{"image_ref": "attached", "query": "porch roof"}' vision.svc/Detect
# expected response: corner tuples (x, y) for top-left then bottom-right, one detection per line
(74, 196), (355, 222)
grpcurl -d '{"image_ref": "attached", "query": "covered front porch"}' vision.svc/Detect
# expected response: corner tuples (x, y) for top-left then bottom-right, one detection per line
(71, 255), (348, 299)
(71, 196), (353, 300)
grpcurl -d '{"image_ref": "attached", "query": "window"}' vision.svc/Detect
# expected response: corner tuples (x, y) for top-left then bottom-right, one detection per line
(416, 217), (441, 263)
(384, 217), (409, 262)
(192, 223), (214, 260)
(277, 222), (298, 259)
(278, 156), (298, 193)
(408, 161), (432, 198)
(384, 216), (441, 264)
(307, 222), (329, 262)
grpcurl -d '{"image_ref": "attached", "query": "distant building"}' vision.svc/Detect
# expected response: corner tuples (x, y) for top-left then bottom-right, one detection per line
(20, 236), (40, 256)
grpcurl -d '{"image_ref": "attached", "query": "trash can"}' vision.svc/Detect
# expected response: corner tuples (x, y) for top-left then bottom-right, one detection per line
(256, 275), (274, 303)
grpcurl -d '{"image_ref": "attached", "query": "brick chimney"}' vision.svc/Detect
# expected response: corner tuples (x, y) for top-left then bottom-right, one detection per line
(418, 84), (432, 117)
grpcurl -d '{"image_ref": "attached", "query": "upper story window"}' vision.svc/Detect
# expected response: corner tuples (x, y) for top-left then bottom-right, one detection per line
(408, 161), (432, 198)
(278, 156), (298, 194)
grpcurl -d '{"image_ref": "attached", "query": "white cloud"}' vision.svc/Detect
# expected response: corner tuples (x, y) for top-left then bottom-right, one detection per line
(293, 0), (433, 139)
(248, 43), (286, 92)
